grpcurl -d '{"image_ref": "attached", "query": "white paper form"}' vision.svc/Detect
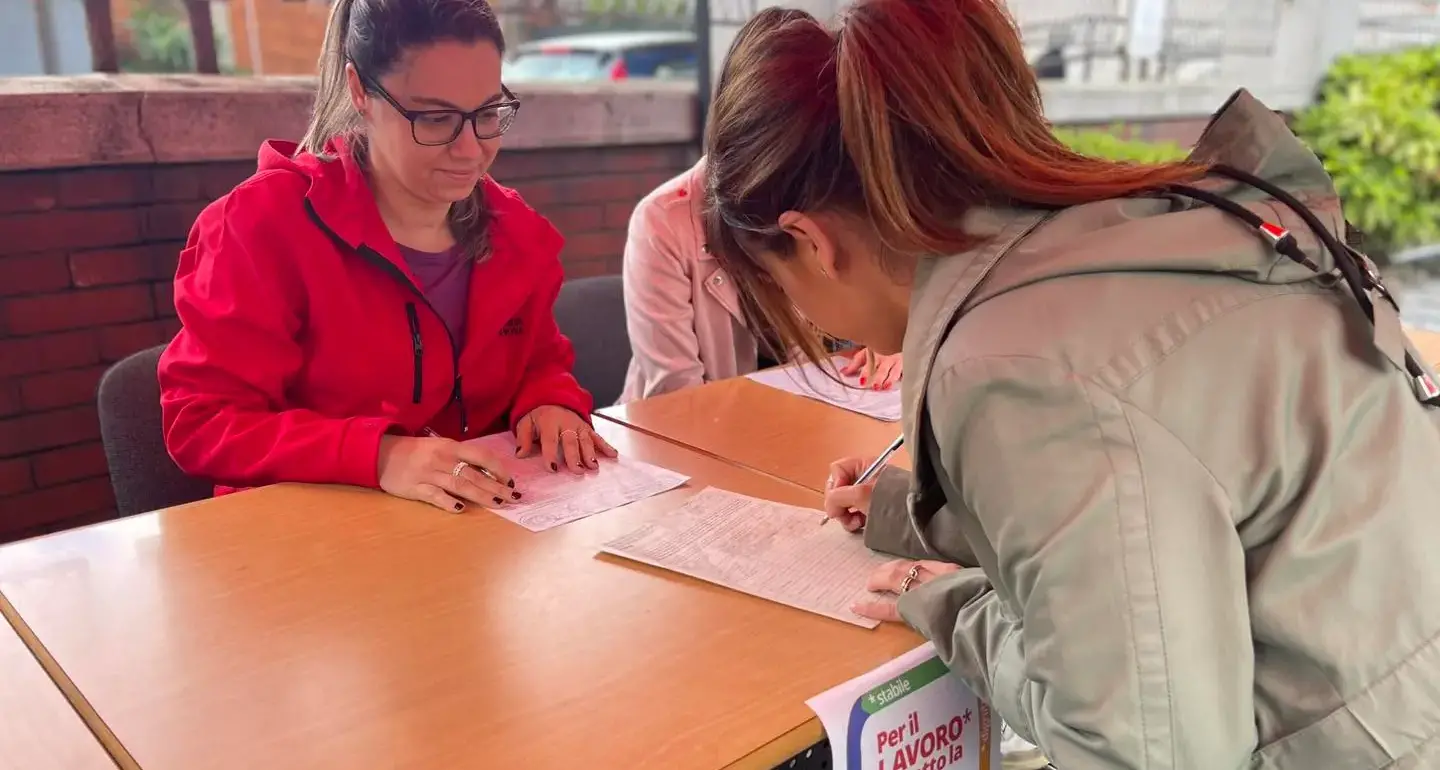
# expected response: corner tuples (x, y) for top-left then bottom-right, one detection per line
(599, 487), (891, 628)
(464, 433), (689, 532)
(747, 358), (902, 422)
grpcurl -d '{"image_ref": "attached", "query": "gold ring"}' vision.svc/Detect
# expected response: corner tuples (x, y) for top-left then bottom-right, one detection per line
(451, 461), (470, 478)
(899, 564), (922, 594)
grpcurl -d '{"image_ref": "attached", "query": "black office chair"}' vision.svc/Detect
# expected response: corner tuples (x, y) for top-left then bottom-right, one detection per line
(97, 345), (212, 517)
(554, 275), (631, 408)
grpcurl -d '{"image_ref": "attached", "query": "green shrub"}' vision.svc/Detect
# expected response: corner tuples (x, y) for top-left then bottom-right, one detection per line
(1293, 46), (1440, 261)
(120, 0), (194, 74)
(1053, 126), (1189, 164)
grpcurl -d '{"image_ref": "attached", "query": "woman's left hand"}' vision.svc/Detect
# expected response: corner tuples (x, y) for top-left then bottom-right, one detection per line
(515, 405), (618, 474)
(839, 348), (903, 391)
(852, 559), (961, 622)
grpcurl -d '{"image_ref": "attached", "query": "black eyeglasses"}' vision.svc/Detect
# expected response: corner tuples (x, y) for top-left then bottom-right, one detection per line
(359, 71), (520, 146)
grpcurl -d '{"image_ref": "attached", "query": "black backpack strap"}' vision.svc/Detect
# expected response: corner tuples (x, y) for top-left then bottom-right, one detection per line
(1164, 164), (1439, 406)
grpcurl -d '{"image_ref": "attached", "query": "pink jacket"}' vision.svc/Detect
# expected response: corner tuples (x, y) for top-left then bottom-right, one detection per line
(619, 158), (758, 403)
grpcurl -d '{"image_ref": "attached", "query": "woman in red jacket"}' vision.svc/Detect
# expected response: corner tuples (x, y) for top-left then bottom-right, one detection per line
(158, 0), (615, 514)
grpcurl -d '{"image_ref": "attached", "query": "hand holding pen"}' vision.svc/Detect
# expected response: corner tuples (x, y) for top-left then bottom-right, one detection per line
(820, 434), (904, 530)
(370, 427), (522, 514)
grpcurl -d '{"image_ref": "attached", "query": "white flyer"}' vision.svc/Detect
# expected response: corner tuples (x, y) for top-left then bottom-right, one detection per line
(463, 433), (689, 532)
(747, 358), (902, 422)
(599, 488), (890, 628)
(807, 643), (1001, 770)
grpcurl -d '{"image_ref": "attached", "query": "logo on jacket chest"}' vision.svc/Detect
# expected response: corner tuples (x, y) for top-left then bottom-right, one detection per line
(499, 317), (525, 337)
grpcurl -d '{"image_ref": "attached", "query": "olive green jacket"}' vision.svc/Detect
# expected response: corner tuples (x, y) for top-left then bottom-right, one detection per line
(865, 89), (1440, 769)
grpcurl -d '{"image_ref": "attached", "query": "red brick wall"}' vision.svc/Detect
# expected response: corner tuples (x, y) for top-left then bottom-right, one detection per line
(0, 143), (694, 543)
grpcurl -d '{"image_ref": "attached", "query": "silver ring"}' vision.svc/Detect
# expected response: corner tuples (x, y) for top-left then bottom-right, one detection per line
(451, 461), (470, 478)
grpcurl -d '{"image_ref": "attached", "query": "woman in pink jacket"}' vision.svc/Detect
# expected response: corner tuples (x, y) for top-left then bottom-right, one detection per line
(619, 157), (901, 402)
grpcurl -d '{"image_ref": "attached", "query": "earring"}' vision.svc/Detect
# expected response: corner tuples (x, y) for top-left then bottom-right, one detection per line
(815, 243), (831, 279)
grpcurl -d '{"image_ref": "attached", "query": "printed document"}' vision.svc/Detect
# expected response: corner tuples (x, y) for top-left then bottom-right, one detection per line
(464, 433), (689, 532)
(747, 358), (902, 422)
(807, 643), (1002, 770)
(599, 487), (890, 628)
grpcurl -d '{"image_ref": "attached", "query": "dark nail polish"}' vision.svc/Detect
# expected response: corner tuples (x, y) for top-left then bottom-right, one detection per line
(493, 496), (504, 505)
(507, 479), (515, 488)
(550, 462), (558, 472)
(453, 502), (464, 512)
(511, 492), (522, 500)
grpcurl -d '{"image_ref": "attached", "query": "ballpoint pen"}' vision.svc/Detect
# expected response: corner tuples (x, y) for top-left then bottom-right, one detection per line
(821, 434), (905, 526)
(423, 427), (504, 485)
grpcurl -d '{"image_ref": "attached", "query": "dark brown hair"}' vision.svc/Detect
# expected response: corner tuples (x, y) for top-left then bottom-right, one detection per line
(299, 0), (505, 260)
(702, 0), (1207, 366)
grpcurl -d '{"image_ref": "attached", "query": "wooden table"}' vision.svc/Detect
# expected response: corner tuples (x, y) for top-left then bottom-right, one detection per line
(0, 605), (116, 770)
(600, 377), (909, 493)
(0, 420), (920, 770)
(605, 328), (1440, 495)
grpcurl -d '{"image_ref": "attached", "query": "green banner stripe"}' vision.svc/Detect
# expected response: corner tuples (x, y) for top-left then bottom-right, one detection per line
(860, 656), (950, 715)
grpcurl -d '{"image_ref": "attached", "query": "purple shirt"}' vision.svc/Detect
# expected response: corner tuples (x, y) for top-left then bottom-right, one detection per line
(399, 245), (473, 346)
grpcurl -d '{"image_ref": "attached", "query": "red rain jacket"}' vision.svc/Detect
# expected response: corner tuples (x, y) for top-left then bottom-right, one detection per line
(158, 139), (592, 494)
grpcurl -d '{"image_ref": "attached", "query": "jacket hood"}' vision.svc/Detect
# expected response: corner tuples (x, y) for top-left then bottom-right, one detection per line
(252, 137), (561, 272)
(960, 89), (1345, 310)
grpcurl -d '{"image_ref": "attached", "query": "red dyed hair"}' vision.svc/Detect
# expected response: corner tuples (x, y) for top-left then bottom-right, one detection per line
(702, 0), (1207, 365)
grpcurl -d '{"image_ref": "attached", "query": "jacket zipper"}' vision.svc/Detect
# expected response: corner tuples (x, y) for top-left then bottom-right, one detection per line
(304, 200), (470, 435)
(405, 303), (423, 404)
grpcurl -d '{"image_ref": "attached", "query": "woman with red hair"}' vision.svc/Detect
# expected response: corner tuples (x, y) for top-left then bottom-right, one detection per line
(702, 0), (1440, 767)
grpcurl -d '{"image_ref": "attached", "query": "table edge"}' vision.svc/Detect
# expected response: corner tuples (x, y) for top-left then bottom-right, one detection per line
(0, 590), (138, 770)
(594, 411), (829, 494)
(721, 716), (825, 770)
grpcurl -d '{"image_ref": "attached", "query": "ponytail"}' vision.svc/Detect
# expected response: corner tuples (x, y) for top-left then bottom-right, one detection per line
(298, 0), (359, 155)
(702, 0), (1208, 371)
(831, 0), (1206, 256)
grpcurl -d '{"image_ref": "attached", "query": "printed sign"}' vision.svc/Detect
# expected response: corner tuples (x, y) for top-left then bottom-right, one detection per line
(807, 643), (1000, 770)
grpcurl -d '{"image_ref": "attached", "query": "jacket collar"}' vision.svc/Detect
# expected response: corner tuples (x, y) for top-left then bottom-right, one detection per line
(896, 88), (1329, 531)
(296, 136), (559, 282)
(902, 88), (1335, 413)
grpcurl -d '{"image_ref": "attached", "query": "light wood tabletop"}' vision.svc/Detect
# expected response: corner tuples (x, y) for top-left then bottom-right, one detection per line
(0, 606), (116, 770)
(599, 377), (909, 493)
(0, 420), (920, 770)
(604, 329), (1440, 494)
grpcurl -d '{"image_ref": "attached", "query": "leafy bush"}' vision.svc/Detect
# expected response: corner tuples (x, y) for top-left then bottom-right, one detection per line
(1293, 46), (1440, 261)
(1053, 126), (1189, 164)
(120, 0), (194, 73)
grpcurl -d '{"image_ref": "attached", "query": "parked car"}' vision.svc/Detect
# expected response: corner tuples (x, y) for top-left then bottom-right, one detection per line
(503, 31), (698, 82)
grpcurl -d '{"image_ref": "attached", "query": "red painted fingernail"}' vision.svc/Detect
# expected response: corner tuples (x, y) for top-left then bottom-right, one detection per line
(507, 479), (515, 488)
(859, 377), (867, 386)
(453, 502), (464, 512)
(492, 496), (504, 505)
(511, 492), (521, 500)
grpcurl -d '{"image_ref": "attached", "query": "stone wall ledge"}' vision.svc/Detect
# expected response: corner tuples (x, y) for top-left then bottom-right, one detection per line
(1041, 80), (1313, 125)
(0, 75), (699, 173)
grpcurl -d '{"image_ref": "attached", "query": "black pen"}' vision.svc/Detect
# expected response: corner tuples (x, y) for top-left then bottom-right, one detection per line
(821, 434), (905, 526)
